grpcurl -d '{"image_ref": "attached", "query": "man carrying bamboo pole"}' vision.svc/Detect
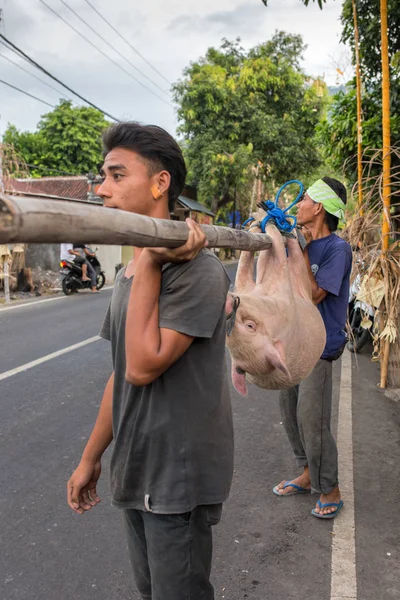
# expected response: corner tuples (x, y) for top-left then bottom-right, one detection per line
(67, 122), (234, 599)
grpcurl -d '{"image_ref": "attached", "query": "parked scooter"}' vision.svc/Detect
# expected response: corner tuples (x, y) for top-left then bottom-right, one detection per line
(347, 271), (375, 353)
(60, 247), (106, 296)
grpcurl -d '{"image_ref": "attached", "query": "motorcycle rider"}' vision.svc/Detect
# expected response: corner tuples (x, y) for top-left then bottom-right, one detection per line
(60, 243), (98, 293)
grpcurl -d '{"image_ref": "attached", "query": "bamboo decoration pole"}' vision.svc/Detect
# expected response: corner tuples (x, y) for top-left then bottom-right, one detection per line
(0, 193), (273, 251)
(352, 0), (363, 211)
(379, 0), (392, 388)
(380, 0), (391, 254)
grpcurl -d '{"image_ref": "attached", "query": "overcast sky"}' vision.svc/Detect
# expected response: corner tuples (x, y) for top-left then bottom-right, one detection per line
(0, 0), (349, 138)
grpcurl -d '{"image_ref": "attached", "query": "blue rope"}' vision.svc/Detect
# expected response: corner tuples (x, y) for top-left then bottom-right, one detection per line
(243, 179), (304, 234)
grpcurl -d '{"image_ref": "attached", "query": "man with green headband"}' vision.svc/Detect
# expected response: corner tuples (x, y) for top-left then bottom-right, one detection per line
(273, 176), (352, 519)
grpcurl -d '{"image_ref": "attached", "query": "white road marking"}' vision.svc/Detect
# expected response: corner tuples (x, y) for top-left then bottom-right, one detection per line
(0, 336), (101, 382)
(0, 286), (113, 312)
(330, 349), (357, 600)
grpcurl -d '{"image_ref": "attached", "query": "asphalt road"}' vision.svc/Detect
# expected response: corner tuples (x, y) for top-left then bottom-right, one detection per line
(0, 264), (399, 600)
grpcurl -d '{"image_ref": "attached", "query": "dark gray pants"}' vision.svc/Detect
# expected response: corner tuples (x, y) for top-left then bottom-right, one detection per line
(279, 359), (338, 495)
(123, 505), (222, 600)
(73, 257), (96, 287)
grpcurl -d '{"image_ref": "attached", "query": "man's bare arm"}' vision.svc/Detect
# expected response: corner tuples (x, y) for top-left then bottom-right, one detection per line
(125, 251), (193, 386)
(67, 372), (114, 514)
(125, 220), (206, 386)
(81, 371), (114, 463)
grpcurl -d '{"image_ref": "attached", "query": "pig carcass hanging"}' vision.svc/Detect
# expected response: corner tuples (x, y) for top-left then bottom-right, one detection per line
(226, 223), (326, 395)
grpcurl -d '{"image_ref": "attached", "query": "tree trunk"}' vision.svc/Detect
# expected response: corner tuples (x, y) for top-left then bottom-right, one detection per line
(0, 193), (272, 252)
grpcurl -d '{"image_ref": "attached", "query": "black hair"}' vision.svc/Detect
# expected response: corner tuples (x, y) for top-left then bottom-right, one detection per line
(102, 122), (186, 212)
(321, 176), (347, 232)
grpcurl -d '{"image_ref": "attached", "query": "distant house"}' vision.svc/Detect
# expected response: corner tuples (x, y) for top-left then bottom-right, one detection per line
(8, 176), (90, 201)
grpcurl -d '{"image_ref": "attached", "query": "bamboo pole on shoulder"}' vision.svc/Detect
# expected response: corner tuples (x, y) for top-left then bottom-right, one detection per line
(0, 193), (273, 251)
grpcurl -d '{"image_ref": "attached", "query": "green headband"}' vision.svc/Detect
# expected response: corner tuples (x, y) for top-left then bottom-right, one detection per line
(306, 179), (346, 224)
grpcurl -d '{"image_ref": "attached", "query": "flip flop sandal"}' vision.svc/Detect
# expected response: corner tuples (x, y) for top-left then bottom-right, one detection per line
(311, 499), (344, 519)
(272, 481), (312, 497)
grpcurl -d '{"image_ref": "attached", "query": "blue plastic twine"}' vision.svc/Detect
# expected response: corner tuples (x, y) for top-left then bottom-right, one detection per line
(242, 179), (304, 234)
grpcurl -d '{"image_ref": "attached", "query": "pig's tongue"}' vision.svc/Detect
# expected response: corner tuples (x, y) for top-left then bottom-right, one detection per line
(232, 364), (248, 396)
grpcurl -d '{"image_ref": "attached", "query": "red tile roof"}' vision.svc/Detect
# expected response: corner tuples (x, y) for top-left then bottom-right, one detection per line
(7, 176), (89, 200)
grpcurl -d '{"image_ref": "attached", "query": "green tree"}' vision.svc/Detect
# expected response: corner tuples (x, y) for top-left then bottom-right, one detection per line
(173, 34), (328, 215)
(315, 0), (400, 183)
(341, 0), (400, 82)
(2, 125), (46, 175)
(318, 81), (400, 179)
(2, 100), (110, 176)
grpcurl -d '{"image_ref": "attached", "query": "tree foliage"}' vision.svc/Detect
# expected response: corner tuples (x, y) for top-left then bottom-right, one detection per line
(316, 0), (400, 183)
(2, 100), (109, 176)
(341, 0), (400, 82)
(173, 33), (328, 213)
(318, 81), (400, 179)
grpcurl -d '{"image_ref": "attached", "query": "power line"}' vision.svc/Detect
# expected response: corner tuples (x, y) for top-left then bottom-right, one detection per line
(0, 33), (120, 121)
(0, 78), (56, 107)
(58, 0), (169, 97)
(83, 0), (171, 87)
(0, 49), (73, 101)
(82, 0), (171, 87)
(38, 0), (172, 107)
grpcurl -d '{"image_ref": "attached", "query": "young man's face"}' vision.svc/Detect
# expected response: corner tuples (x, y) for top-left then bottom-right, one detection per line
(296, 192), (320, 227)
(97, 147), (166, 215)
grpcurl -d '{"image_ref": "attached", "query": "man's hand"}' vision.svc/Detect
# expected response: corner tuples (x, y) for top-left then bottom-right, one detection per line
(147, 218), (208, 265)
(67, 459), (102, 515)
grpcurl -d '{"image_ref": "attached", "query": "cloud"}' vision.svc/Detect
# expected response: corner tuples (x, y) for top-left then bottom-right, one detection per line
(168, 3), (266, 35)
(0, 0), (345, 138)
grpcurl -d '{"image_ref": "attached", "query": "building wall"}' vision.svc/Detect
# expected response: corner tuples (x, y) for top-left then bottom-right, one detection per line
(25, 243), (121, 284)
(121, 246), (134, 266)
(25, 244), (60, 271)
(94, 245), (122, 283)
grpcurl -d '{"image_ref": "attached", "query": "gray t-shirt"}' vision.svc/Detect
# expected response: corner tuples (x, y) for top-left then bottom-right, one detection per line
(100, 249), (233, 514)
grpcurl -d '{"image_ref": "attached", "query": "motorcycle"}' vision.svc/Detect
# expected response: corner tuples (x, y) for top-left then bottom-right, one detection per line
(60, 247), (106, 296)
(347, 271), (375, 353)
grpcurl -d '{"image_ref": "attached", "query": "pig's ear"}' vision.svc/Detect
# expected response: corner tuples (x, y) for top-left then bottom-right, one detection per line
(231, 362), (248, 396)
(265, 339), (291, 378)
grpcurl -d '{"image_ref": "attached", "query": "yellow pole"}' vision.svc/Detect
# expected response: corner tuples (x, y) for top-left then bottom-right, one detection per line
(352, 0), (363, 211)
(380, 0), (391, 253)
(379, 0), (391, 388)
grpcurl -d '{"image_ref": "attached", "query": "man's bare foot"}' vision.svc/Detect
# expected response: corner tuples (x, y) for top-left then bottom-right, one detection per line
(274, 470), (311, 496)
(82, 277), (91, 282)
(313, 486), (341, 516)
